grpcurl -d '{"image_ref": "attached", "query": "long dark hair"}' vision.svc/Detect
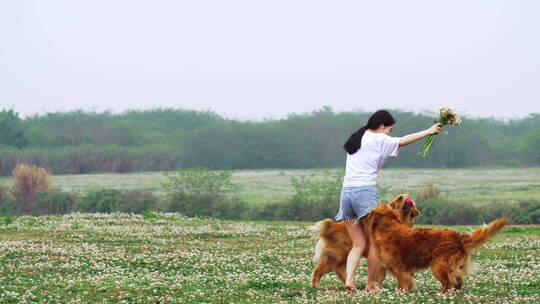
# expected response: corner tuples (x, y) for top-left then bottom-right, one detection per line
(343, 110), (396, 154)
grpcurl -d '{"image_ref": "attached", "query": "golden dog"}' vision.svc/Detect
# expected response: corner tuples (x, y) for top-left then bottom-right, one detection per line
(310, 194), (420, 289)
(368, 203), (508, 293)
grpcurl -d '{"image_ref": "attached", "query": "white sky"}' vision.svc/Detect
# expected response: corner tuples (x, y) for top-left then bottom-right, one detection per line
(1, 0), (539, 120)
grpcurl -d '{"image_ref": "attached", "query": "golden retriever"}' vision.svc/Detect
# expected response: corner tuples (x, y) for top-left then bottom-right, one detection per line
(310, 194), (420, 289)
(368, 203), (508, 293)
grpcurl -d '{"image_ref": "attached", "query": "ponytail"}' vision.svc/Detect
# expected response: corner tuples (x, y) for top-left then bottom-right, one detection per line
(343, 126), (367, 154)
(343, 110), (396, 155)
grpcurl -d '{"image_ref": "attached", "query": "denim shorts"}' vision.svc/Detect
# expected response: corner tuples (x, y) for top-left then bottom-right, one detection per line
(335, 185), (380, 221)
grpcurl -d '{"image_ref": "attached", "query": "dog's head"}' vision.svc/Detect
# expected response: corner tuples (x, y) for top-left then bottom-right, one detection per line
(388, 194), (420, 226)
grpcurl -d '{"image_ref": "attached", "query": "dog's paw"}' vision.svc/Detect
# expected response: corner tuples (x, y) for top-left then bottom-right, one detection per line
(365, 284), (381, 292)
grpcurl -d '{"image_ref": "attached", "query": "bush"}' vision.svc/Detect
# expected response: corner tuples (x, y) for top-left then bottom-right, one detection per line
(50, 188), (162, 214)
(264, 171), (342, 221)
(34, 190), (78, 215)
(11, 163), (52, 214)
(507, 200), (540, 224)
(247, 202), (280, 221)
(77, 189), (124, 213)
(418, 184), (441, 201)
(0, 185), (10, 203)
(0, 213), (13, 226)
(162, 168), (244, 219)
(120, 190), (159, 214)
(415, 199), (478, 225)
(476, 201), (514, 224)
(438, 202), (478, 225)
(415, 199), (540, 225)
(0, 201), (17, 216)
(0, 184), (16, 216)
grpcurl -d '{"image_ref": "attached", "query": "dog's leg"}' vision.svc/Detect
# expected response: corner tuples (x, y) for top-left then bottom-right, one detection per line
(376, 268), (387, 288)
(432, 262), (452, 293)
(365, 244), (384, 292)
(450, 268), (464, 291)
(365, 282), (377, 291)
(454, 256), (469, 290)
(311, 262), (332, 288)
(366, 265), (385, 291)
(394, 270), (414, 291)
(454, 275), (464, 290)
(386, 266), (414, 292)
(335, 266), (346, 284)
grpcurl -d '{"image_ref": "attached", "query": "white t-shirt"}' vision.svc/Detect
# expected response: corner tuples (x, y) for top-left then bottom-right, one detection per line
(343, 131), (401, 187)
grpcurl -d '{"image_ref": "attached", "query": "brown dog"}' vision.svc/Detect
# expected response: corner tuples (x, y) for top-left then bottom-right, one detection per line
(310, 194), (420, 289)
(368, 203), (508, 293)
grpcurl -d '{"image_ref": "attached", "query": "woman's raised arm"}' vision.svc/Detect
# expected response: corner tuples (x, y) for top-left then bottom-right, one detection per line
(399, 123), (442, 147)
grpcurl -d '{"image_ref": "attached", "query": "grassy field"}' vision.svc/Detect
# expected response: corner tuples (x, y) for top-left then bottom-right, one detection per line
(0, 213), (538, 303)
(2, 167), (539, 205)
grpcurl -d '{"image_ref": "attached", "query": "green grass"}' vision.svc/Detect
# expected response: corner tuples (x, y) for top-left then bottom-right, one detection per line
(1, 168), (538, 302)
(0, 214), (538, 303)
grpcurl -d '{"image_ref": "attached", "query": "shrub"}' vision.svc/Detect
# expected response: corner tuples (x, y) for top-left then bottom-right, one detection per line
(437, 202), (478, 225)
(0, 201), (17, 215)
(415, 199), (477, 225)
(57, 188), (162, 214)
(273, 197), (337, 222)
(77, 189), (124, 213)
(11, 163), (52, 214)
(418, 184), (441, 201)
(273, 171), (342, 221)
(0, 185), (10, 203)
(34, 190), (78, 215)
(508, 200), (540, 224)
(0, 213), (13, 226)
(415, 199), (540, 225)
(162, 168), (244, 219)
(476, 201), (514, 224)
(247, 202), (281, 221)
(413, 199), (442, 225)
(120, 190), (159, 214)
(0, 185), (17, 215)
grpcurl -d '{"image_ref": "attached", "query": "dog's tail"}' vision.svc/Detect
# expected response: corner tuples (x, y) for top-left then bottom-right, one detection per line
(313, 239), (324, 261)
(310, 219), (335, 261)
(310, 218), (335, 240)
(464, 217), (508, 251)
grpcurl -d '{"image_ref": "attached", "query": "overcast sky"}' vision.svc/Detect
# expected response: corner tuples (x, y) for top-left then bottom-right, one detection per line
(1, 1), (539, 120)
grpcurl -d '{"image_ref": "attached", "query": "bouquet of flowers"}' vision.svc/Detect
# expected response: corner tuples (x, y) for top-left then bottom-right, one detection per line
(418, 107), (461, 157)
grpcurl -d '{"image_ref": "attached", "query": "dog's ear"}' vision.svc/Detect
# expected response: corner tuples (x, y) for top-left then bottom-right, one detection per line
(389, 194), (405, 208)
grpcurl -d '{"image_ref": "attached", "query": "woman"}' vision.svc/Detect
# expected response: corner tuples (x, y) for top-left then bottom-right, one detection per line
(337, 110), (442, 291)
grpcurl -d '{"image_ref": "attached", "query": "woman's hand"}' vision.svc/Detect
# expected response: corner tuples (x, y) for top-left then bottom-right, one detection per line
(427, 123), (443, 135)
(399, 123), (443, 147)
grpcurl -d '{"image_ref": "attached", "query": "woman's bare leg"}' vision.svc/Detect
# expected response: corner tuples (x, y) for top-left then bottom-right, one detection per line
(344, 219), (366, 290)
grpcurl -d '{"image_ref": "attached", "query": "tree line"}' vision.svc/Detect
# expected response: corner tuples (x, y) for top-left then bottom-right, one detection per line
(0, 107), (539, 175)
